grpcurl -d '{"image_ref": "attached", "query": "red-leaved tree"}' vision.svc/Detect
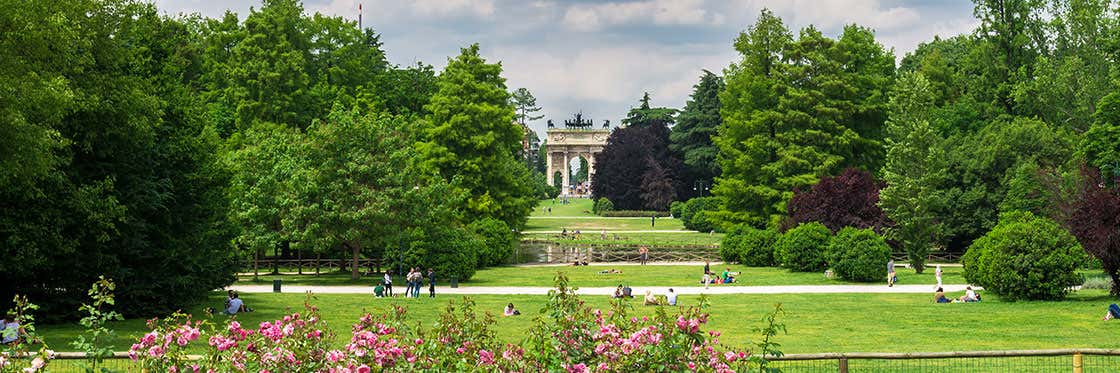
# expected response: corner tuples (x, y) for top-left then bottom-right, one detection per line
(1068, 167), (1120, 296)
(785, 168), (892, 234)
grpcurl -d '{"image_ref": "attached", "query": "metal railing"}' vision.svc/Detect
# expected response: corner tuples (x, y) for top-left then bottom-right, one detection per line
(767, 348), (1120, 372)
(20, 349), (1120, 372)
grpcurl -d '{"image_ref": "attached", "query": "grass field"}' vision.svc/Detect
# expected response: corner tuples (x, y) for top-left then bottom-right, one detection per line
(533, 198), (596, 216)
(236, 264), (970, 287)
(524, 216), (685, 231)
(39, 289), (1120, 355)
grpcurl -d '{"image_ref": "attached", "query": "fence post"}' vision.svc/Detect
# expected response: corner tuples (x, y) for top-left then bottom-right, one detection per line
(1073, 352), (1083, 373)
(838, 357), (848, 373)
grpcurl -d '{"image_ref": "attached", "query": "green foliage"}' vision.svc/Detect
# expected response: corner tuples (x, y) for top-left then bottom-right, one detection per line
(1082, 92), (1120, 183)
(879, 73), (946, 273)
(1, 295), (50, 372)
(419, 44), (536, 229)
(714, 11), (895, 228)
(826, 228), (891, 282)
(593, 198), (614, 215)
(670, 201), (685, 219)
(775, 222), (832, 272)
(749, 303), (787, 371)
(962, 211), (1087, 300)
(670, 70), (724, 197)
(721, 225), (779, 266)
(70, 276), (124, 372)
(405, 224), (481, 282)
(468, 218), (516, 267)
(680, 197), (721, 232)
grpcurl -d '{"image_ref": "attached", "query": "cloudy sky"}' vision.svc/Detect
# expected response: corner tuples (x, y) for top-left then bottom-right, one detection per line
(153, 0), (979, 136)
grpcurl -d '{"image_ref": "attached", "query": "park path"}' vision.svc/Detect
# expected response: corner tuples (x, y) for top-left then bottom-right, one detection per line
(226, 284), (975, 296)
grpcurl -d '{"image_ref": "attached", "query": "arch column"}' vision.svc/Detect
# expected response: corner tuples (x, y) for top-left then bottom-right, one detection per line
(546, 150), (554, 187)
(587, 151), (596, 193)
(562, 151), (571, 195)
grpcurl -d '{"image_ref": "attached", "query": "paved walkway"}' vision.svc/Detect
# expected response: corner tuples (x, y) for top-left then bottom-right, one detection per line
(227, 284), (974, 296)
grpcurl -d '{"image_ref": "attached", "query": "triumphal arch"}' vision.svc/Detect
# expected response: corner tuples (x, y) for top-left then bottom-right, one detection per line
(545, 113), (610, 196)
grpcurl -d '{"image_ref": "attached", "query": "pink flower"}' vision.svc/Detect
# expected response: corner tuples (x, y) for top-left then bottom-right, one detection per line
(566, 363), (589, 373)
(414, 338), (423, 345)
(478, 349), (495, 365)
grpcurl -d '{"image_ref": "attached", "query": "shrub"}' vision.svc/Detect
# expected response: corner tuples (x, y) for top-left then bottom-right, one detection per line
(962, 211), (1086, 300)
(775, 222), (832, 272)
(405, 225), (481, 281)
(680, 197), (721, 232)
(826, 228), (891, 282)
(720, 225), (749, 263)
(670, 200), (685, 218)
(593, 197), (615, 215)
(468, 218), (516, 267)
(738, 228), (780, 267)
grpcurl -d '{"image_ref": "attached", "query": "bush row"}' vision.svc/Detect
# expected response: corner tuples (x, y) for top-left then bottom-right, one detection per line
(720, 222), (890, 282)
(671, 197), (723, 232)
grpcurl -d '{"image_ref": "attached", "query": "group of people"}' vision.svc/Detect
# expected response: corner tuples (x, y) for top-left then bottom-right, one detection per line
(375, 268), (435, 298)
(933, 286), (981, 303)
(700, 261), (738, 288)
(612, 285), (678, 306)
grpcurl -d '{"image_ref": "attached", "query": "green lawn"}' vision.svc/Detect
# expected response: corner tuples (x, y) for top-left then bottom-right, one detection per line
(238, 265), (968, 287)
(522, 231), (723, 246)
(39, 290), (1120, 355)
(525, 217), (685, 231)
(533, 198), (596, 217)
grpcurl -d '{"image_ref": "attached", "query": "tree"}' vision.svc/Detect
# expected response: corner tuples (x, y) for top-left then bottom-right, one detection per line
(287, 109), (459, 280)
(670, 70), (723, 199)
(419, 44), (537, 229)
(972, 0), (1046, 114)
(1082, 92), (1120, 182)
(879, 73), (947, 273)
(622, 92), (677, 128)
(962, 211), (1086, 300)
(1067, 167), (1120, 295)
(785, 168), (890, 234)
(592, 94), (681, 210)
(714, 13), (894, 229)
(510, 88), (544, 126)
(1, 1), (238, 319)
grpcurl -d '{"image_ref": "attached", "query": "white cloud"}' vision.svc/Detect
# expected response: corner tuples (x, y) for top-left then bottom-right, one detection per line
(562, 0), (724, 32)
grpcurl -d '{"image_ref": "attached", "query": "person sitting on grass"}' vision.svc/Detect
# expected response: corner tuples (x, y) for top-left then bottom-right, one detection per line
(613, 285), (624, 299)
(1, 314), (20, 345)
(643, 290), (659, 306)
(934, 287), (950, 303)
(622, 284), (633, 298)
(374, 283), (385, 298)
(957, 286), (979, 302)
(1103, 304), (1120, 320)
(504, 303), (521, 316)
(722, 268), (739, 284)
(225, 291), (248, 315)
(598, 268), (622, 274)
(667, 288), (677, 306)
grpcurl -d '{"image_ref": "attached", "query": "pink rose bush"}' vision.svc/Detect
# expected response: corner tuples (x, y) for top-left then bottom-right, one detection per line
(130, 276), (767, 372)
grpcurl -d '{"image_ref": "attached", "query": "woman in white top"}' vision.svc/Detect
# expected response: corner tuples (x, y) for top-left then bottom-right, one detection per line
(935, 265), (943, 288)
(383, 271), (394, 297)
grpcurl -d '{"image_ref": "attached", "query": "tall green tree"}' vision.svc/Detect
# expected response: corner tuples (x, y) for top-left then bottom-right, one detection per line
(288, 109), (461, 280)
(510, 87), (544, 126)
(714, 11), (894, 228)
(623, 92), (677, 128)
(879, 73), (947, 273)
(670, 70), (723, 199)
(419, 44), (536, 228)
(972, 0), (1046, 114)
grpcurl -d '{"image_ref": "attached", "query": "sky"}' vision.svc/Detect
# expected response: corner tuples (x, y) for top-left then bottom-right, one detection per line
(151, 0), (979, 137)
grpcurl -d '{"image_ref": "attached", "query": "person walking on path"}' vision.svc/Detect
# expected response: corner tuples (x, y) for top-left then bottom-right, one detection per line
(639, 246), (649, 265)
(427, 268), (436, 298)
(651, 215), (655, 227)
(383, 270), (394, 297)
(887, 259), (896, 287)
(935, 265), (943, 288)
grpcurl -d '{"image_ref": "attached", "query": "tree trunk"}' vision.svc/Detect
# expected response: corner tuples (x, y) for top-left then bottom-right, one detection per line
(350, 242), (362, 281)
(297, 248), (303, 275)
(253, 248), (260, 280)
(315, 253), (321, 276)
